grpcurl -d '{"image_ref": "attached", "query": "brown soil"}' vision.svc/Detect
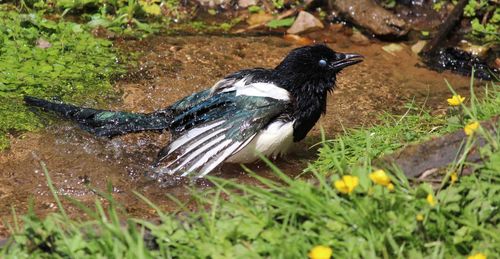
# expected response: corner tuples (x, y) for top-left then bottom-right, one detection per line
(0, 28), (473, 238)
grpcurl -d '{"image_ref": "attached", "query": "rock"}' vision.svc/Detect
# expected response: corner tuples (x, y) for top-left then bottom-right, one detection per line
(36, 38), (51, 49)
(382, 43), (404, 55)
(458, 40), (489, 57)
(197, 0), (230, 7)
(378, 115), (499, 179)
(287, 11), (324, 34)
(423, 47), (497, 80)
(350, 31), (370, 45)
(238, 0), (256, 7)
(411, 40), (427, 54)
(330, 0), (409, 37)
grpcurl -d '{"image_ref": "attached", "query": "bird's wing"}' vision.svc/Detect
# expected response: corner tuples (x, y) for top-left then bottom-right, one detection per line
(153, 78), (292, 178)
(157, 68), (270, 117)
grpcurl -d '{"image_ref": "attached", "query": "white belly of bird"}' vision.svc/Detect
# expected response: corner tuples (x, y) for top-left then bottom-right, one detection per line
(226, 120), (295, 164)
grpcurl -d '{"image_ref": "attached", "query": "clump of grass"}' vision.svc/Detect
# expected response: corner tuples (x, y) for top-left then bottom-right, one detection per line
(2, 81), (499, 257)
(314, 77), (500, 174)
(313, 103), (448, 173)
(0, 10), (124, 150)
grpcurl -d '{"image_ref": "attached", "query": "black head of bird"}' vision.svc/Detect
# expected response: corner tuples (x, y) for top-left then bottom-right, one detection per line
(272, 44), (363, 142)
(274, 44), (363, 93)
(24, 44), (363, 178)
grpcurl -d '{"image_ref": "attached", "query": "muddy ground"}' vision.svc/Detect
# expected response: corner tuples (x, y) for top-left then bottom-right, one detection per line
(0, 29), (473, 237)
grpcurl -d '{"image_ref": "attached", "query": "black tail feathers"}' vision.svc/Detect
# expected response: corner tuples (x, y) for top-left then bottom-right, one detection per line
(24, 96), (172, 137)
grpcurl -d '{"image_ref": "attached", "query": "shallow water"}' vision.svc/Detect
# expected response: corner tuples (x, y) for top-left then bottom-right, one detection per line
(0, 31), (473, 236)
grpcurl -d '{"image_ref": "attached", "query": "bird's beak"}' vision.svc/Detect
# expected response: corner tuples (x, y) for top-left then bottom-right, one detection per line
(330, 53), (364, 71)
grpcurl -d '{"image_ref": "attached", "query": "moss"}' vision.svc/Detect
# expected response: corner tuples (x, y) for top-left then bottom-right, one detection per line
(0, 11), (125, 150)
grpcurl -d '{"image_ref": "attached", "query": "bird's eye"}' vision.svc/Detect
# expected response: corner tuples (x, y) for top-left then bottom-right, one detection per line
(318, 59), (327, 67)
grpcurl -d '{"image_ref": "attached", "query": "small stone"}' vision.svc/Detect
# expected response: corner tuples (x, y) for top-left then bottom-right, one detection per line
(350, 31), (370, 45)
(287, 11), (324, 34)
(382, 43), (404, 55)
(458, 40), (489, 57)
(238, 0), (256, 7)
(283, 34), (313, 45)
(411, 40), (427, 54)
(197, 0), (230, 7)
(36, 38), (51, 49)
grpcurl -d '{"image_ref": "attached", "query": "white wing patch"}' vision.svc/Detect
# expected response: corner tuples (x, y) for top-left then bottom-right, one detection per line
(220, 77), (290, 101)
(236, 82), (290, 101)
(154, 122), (254, 178)
(167, 120), (226, 155)
(226, 120), (294, 164)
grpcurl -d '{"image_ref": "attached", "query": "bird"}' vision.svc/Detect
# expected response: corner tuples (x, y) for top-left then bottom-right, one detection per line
(24, 44), (363, 178)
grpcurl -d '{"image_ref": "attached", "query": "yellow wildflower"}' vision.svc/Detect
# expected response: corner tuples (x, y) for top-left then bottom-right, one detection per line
(308, 245), (333, 259)
(464, 121), (480, 136)
(447, 95), (465, 106)
(369, 169), (391, 186)
(139, 0), (161, 15)
(416, 214), (424, 221)
(450, 172), (458, 184)
(467, 252), (487, 259)
(426, 193), (437, 207)
(334, 175), (359, 194)
(387, 183), (395, 191)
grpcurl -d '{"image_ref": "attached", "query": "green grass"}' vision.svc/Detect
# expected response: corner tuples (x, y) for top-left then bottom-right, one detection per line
(2, 80), (499, 258)
(0, 10), (124, 149)
(313, 80), (500, 175)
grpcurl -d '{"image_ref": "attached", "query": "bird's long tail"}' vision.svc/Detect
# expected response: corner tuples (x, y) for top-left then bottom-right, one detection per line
(24, 96), (172, 137)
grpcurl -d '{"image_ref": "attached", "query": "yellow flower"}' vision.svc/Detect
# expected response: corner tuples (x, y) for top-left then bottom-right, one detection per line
(334, 175), (359, 194)
(467, 252), (487, 259)
(450, 172), (458, 184)
(387, 183), (395, 191)
(464, 121), (480, 136)
(426, 194), (437, 207)
(369, 169), (391, 186)
(447, 95), (465, 106)
(308, 245), (333, 259)
(139, 0), (161, 15)
(416, 214), (424, 221)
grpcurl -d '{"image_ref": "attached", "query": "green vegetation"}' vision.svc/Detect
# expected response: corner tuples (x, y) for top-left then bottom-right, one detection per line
(266, 17), (295, 29)
(464, 0), (500, 43)
(18, 0), (183, 35)
(381, 0), (397, 9)
(271, 0), (285, 9)
(248, 5), (262, 13)
(2, 80), (499, 257)
(433, 0), (499, 43)
(0, 10), (124, 149)
(182, 18), (243, 33)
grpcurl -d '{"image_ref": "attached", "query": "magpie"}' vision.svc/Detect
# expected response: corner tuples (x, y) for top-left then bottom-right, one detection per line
(24, 44), (363, 178)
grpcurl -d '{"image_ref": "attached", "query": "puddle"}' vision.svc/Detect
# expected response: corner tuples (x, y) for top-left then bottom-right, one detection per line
(0, 32), (473, 237)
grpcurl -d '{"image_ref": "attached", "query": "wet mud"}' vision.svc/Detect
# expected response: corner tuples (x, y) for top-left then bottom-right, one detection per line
(0, 31), (474, 237)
